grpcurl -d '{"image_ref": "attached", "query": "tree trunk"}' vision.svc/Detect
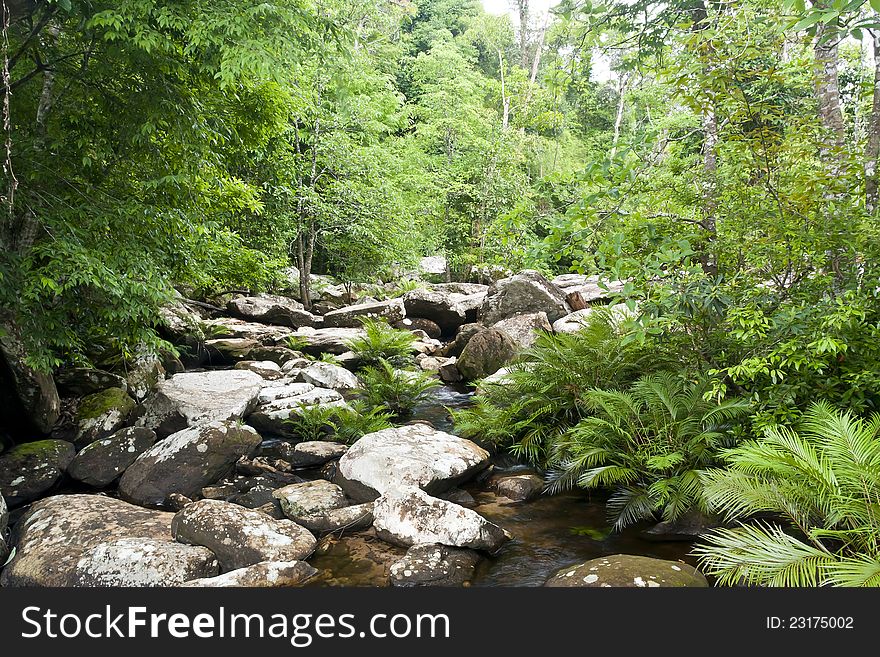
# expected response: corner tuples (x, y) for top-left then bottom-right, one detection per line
(610, 72), (629, 158)
(813, 19), (846, 164)
(498, 49), (509, 130)
(866, 30), (880, 213)
(516, 0), (529, 69)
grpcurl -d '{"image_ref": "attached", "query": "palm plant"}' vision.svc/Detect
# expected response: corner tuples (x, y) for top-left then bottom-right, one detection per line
(345, 317), (416, 367)
(694, 401), (880, 587)
(453, 307), (668, 463)
(546, 372), (751, 531)
(358, 358), (438, 418)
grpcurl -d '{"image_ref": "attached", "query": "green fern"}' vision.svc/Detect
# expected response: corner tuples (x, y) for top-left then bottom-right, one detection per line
(357, 358), (438, 418)
(694, 401), (880, 587)
(546, 372), (751, 531)
(283, 400), (393, 444)
(284, 403), (342, 441)
(345, 317), (416, 368)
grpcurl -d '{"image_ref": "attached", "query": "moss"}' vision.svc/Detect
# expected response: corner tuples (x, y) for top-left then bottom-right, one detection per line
(76, 387), (135, 422)
(4, 439), (74, 460)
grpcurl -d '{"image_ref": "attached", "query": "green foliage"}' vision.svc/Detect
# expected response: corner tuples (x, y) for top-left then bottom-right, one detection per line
(546, 373), (751, 531)
(283, 400), (393, 444)
(345, 318), (416, 368)
(284, 404), (342, 442)
(695, 402), (880, 587)
(333, 401), (395, 443)
(357, 359), (439, 418)
(453, 307), (666, 463)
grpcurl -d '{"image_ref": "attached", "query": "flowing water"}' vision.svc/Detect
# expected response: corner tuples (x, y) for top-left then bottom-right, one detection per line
(307, 384), (697, 587)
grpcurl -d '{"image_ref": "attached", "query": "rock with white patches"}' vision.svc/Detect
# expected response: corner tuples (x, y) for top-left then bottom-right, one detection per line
(373, 486), (511, 553)
(389, 543), (481, 587)
(0, 439), (75, 507)
(74, 387), (136, 446)
(335, 423), (490, 502)
(273, 480), (347, 520)
(296, 361), (360, 391)
(247, 382), (348, 438)
(544, 554), (708, 587)
(322, 299), (405, 329)
(135, 369), (263, 437)
(226, 294), (319, 329)
(181, 560), (317, 587)
(171, 499), (317, 571)
(293, 503), (374, 535)
(67, 427), (157, 488)
(279, 440), (347, 468)
(491, 312), (552, 349)
(72, 538), (218, 587)
(233, 360), (284, 380)
(0, 494), (185, 586)
(480, 270), (571, 325)
(119, 421), (261, 507)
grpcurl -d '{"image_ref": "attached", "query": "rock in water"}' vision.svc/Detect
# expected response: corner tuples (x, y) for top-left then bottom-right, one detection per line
(544, 554), (709, 587)
(336, 423), (489, 502)
(74, 387), (136, 446)
(373, 486), (511, 553)
(0, 328), (60, 435)
(0, 439), (75, 507)
(119, 421), (261, 507)
(389, 543), (481, 587)
(495, 474), (544, 502)
(72, 538), (218, 586)
(171, 499), (317, 571)
(181, 560), (317, 587)
(135, 369), (263, 437)
(67, 427), (157, 488)
(456, 328), (518, 380)
(480, 270), (570, 325)
(0, 494), (217, 586)
(293, 503), (374, 535)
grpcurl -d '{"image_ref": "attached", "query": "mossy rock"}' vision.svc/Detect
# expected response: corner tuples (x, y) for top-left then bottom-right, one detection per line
(74, 387), (136, 446)
(545, 554), (708, 588)
(0, 439), (75, 507)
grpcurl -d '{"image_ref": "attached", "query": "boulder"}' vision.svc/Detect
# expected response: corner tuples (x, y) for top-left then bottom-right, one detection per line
(67, 427), (157, 488)
(273, 480), (347, 520)
(336, 424), (490, 502)
(444, 323), (483, 358)
(551, 274), (625, 311)
(641, 509), (720, 541)
(125, 350), (166, 402)
(0, 494), (199, 586)
(72, 538), (218, 587)
(394, 317), (442, 339)
(226, 294), (320, 329)
(438, 358), (463, 383)
(157, 298), (208, 367)
(322, 299), (405, 329)
(551, 308), (595, 334)
(402, 289), (466, 335)
(545, 554), (709, 588)
(296, 361), (360, 391)
(246, 345), (304, 366)
(480, 270), (570, 325)
(171, 499), (316, 571)
(293, 503), (374, 535)
(279, 440), (347, 467)
(247, 382), (347, 438)
(0, 328), (60, 435)
(201, 318), (295, 345)
(181, 560), (317, 587)
(74, 387), (136, 446)
(456, 328), (518, 380)
(389, 543), (480, 587)
(55, 367), (128, 397)
(430, 283), (489, 296)
(204, 338), (260, 363)
(373, 486), (511, 553)
(491, 312), (552, 350)
(418, 255), (447, 281)
(0, 439), (75, 507)
(286, 327), (366, 356)
(119, 421), (261, 507)
(135, 369), (263, 437)
(495, 474), (544, 502)
(233, 360), (284, 380)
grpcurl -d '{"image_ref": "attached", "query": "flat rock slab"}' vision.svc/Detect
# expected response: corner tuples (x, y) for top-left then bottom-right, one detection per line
(234, 360), (284, 380)
(119, 421), (261, 507)
(389, 543), (481, 587)
(545, 554), (709, 587)
(201, 317), (295, 345)
(373, 486), (511, 553)
(296, 362), (360, 391)
(295, 503), (374, 536)
(67, 426), (157, 488)
(0, 439), (75, 507)
(322, 299), (405, 328)
(273, 480), (347, 519)
(73, 538), (218, 587)
(286, 327), (366, 356)
(282, 440), (348, 467)
(226, 294), (319, 329)
(0, 494), (198, 586)
(247, 382), (347, 438)
(171, 499), (317, 571)
(182, 560), (317, 587)
(136, 369), (263, 437)
(336, 423), (490, 502)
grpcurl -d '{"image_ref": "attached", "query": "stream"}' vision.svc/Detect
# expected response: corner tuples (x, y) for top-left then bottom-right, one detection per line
(307, 384), (696, 587)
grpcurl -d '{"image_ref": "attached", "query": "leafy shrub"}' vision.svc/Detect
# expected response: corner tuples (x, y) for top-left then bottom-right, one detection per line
(694, 401), (880, 587)
(346, 318), (416, 368)
(546, 373), (751, 530)
(453, 307), (667, 463)
(358, 359), (438, 417)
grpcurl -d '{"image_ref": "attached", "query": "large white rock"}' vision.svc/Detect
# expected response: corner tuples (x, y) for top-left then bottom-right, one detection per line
(551, 274), (625, 310)
(286, 327), (366, 356)
(182, 560), (317, 587)
(247, 381), (348, 438)
(322, 299), (405, 328)
(336, 423), (490, 502)
(0, 495), (217, 586)
(171, 499), (316, 571)
(480, 270), (571, 325)
(73, 538), (218, 587)
(119, 421), (261, 506)
(200, 317), (295, 344)
(136, 369), (263, 437)
(297, 361), (360, 391)
(552, 307), (596, 334)
(373, 486), (511, 553)
(273, 480), (347, 519)
(226, 294), (319, 328)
